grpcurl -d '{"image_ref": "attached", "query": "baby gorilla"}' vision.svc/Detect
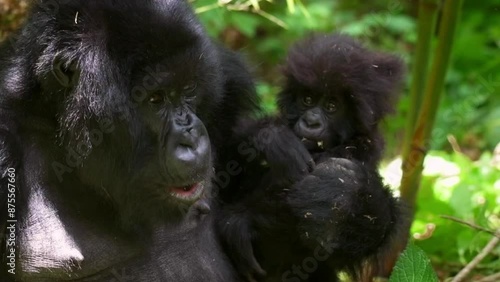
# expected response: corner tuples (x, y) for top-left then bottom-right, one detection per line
(279, 33), (405, 168)
(218, 33), (406, 282)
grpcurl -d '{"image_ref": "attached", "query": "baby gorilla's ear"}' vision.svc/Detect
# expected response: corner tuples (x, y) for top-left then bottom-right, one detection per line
(371, 53), (405, 87)
(364, 53), (406, 120)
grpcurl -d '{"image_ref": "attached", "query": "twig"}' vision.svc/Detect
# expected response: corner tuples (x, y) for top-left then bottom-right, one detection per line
(413, 223), (436, 240)
(447, 134), (462, 153)
(475, 272), (500, 282)
(254, 9), (288, 28)
(441, 215), (500, 238)
(451, 235), (500, 282)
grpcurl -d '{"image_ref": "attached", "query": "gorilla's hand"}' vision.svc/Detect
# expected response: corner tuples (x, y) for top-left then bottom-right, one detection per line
(256, 123), (314, 186)
(216, 207), (267, 282)
(286, 158), (397, 258)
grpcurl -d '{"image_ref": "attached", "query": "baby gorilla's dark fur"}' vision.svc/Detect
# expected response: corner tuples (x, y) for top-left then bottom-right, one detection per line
(217, 34), (406, 282)
(279, 33), (405, 168)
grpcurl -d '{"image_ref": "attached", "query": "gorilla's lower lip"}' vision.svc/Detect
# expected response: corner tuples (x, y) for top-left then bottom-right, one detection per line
(170, 182), (204, 201)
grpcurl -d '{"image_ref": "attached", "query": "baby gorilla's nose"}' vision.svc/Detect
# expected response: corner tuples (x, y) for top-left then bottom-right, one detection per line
(303, 109), (324, 128)
(298, 111), (325, 139)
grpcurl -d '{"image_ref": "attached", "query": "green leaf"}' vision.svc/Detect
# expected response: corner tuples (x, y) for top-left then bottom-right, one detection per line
(390, 243), (438, 282)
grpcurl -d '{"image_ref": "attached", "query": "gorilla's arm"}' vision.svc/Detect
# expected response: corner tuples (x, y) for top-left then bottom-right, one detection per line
(281, 158), (404, 280)
(217, 158), (403, 281)
(228, 117), (314, 187)
(214, 117), (315, 279)
(287, 158), (401, 261)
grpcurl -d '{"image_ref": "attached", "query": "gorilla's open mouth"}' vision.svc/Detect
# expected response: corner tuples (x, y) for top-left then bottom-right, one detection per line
(170, 182), (205, 202)
(301, 138), (325, 152)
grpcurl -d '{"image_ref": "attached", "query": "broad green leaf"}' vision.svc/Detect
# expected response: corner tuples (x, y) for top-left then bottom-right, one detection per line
(390, 243), (438, 282)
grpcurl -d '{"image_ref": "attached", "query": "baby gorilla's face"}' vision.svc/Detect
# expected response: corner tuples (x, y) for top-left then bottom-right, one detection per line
(292, 90), (355, 152)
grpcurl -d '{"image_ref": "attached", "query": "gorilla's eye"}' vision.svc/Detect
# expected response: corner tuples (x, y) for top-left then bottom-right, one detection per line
(303, 96), (313, 106)
(183, 82), (197, 93)
(326, 101), (337, 113)
(183, 83), (198, 100)
(148, 92), (164, 104)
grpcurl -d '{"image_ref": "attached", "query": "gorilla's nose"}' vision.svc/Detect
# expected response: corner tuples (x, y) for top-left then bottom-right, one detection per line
(174, 129), (206, 162)
(298, 117), (324, 139)
(303, 111), (322, 129)
(165, 114), (211, 179)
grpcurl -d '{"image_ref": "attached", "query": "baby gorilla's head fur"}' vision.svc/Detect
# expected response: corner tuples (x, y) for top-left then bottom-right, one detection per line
(278, 33), (405, 167)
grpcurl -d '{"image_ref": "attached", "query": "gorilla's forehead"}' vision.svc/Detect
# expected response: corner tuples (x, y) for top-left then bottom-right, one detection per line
(45, 0), (207, 57)
(79, 2), (204, 50)
(40, 0), (217, 84)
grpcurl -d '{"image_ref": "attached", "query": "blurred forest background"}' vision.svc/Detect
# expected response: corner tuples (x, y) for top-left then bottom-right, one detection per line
(1, 0), (499, 280)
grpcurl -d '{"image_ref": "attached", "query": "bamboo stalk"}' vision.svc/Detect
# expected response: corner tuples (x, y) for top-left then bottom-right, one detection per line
(401, 0), (440, 162)
(400, 0), (464, 205)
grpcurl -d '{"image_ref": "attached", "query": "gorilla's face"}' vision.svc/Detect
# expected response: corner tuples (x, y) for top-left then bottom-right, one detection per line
(139, 76), (212, 203)
(37, 0), (222, 225)
(291, 87), (354, 151)
(127, 51), (216, 205)
(279, 79), (356, 152)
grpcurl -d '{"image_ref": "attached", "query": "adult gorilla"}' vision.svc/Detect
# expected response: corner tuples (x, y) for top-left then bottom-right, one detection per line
(0, 0), (261, 280)
(0, 0), (401, 281)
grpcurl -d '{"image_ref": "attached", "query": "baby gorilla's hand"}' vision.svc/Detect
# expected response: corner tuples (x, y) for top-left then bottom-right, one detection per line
(287, 158), (366, 244)
(256, 124), (315, 186)
(286, 158), (397, 257)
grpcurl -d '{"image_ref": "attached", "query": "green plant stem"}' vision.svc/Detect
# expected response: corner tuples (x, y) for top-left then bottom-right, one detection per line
(400, 0), (464, 206)
(401, 0), (439, 162)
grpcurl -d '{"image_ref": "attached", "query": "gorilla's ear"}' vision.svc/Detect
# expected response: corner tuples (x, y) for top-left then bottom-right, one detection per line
(51, 58), (79, 88)
(372, 54), (405, 85)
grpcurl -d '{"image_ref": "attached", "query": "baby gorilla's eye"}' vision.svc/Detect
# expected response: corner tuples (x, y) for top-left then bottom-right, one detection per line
(326, 101), (337, 113)
(148, 92), (165, 104)
(303, 96), (313, 106)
